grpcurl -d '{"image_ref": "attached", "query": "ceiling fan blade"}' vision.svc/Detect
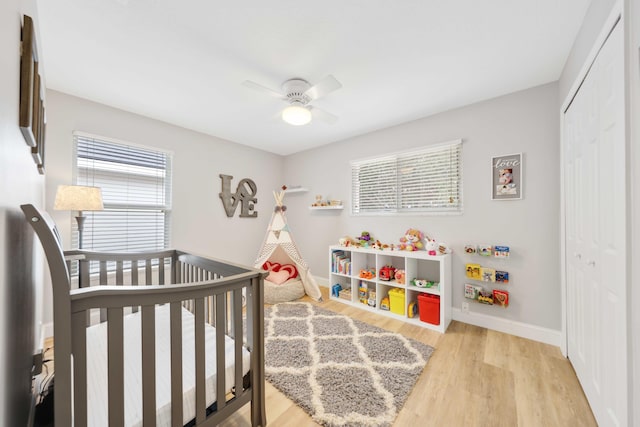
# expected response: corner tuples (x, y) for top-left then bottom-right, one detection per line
(242, 80), (285, 99)
(309, 106), (339, 124)
(304, 75), (342, 100)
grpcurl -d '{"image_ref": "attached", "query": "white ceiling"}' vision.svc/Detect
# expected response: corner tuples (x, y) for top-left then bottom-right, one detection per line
(37, 0), (591, 156)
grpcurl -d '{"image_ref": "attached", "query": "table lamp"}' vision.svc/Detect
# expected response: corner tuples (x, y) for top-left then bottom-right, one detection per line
(53, 185), (104, 249)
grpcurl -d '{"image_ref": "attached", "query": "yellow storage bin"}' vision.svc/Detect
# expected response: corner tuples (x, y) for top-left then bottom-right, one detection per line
(388, 288), (405, 315)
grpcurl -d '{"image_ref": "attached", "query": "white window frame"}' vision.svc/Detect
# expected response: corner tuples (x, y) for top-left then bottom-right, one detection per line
(72, 131), (173, 252)
(351, 139), (463, 215)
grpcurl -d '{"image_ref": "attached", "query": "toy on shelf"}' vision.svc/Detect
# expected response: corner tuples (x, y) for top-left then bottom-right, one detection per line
(481, 267), (496, 282)
(408, 301), (418, 318)
(478, 289), (494, 305)
(493, 246), (510, 258)
(394, 269), (406, 284)
(331, 284), (342, 298)
(465, 263), (482, 280)
(464, 245), (477, 254)
(371, 239), (390, 250)
(368, 290), (377, 307)
(478, 245), (492, 256)
(493, 289), (509, 307)
(380, 296), (390, 311)
(464, 283), (483, 300)
(359, 268), (376, 280)
(338, 236), (356, 247)
(338, 288), (352, 301)
(379, 265), (396, 281)
(425, 238), (438, 255)
(495, 271), (509, 283)
(311, 195), (327, 207)
(359, 281), (369, 304)
(437, 242), (452, 255)
(357, 231), (373, 247)
(411, 278), (437, 288)
(398, 228), (425, 251)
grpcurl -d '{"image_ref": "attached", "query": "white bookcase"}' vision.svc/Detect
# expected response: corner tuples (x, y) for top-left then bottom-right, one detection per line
(328, 245), (452, 333)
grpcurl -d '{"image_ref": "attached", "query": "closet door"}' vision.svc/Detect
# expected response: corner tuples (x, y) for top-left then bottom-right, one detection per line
(564, 21), (626, 427)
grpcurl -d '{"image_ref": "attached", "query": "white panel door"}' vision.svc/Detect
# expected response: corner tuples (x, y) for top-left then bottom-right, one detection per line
(564, 21), (627, 427)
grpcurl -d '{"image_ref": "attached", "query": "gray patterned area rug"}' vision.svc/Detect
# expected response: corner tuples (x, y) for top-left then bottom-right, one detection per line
(264, 302), (434, 427)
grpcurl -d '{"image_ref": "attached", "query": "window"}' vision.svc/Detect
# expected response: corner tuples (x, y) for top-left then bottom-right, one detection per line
(74, 132), (172, 252)
(351, 140), (462, 214)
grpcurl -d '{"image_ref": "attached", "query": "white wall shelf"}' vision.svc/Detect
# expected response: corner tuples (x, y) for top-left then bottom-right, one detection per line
(283, 187), (308, 193)
(309, 206), (344, 210)
(328, 245), (452, 333)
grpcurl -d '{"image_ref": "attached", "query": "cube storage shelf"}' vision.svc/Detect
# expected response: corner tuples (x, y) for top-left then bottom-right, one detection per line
(328, 245), (452, 333)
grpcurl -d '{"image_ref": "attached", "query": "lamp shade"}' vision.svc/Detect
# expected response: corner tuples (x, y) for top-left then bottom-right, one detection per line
(282, 103), (312, 126)
(53, 185), (104, 211)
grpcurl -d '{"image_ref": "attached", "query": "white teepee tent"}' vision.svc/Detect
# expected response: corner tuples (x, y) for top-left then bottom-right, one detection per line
(255, 188), (323, 302)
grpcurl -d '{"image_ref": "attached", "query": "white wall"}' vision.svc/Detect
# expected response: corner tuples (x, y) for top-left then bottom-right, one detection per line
(0, 0), (45, 425)
(626, 0), (640, 421)
(284, 83), (560, 332)
(44, 90), (284, 325)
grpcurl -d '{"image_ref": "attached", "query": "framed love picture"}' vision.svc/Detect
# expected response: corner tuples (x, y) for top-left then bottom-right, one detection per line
(491, 153), (522, 200)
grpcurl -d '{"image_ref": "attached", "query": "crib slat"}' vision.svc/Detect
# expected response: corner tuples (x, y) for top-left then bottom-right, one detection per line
(170, 302), (183, 427)
(215, 294), (226, 411)
(159, 257), (165, 284)
(251, 275), (267, 426)
(146, 259), (152, 284)
(195, 298), (206, 424)
(107, 307), (125, 426)
(233, 288), (243, 394)
(80, 258), (89, 288)
(72, 311), (88, 427)
(132, 260), (139, 285)
(141, 305), (157, 427)
(116, 260), (123, 284)
(99, 260), (107, 284)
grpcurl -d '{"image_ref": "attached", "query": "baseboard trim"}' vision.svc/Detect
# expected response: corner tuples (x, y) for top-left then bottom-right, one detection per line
(314, 276), (561, 346)
(452, 308), (561, 347)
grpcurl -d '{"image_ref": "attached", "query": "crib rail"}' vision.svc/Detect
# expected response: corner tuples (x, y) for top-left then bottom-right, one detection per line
(68, 268), (264, 427)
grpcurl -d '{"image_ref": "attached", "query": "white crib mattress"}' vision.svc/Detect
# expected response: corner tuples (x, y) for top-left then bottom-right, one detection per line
(85, 304), (251, 427)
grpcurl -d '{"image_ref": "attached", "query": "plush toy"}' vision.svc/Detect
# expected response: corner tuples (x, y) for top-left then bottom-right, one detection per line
(371, 239), (389, 250)
(358, 231), (373, 247)
(338, 236), (355, 247)
(438, 242), (452, 254)
(398, 228), (424, 251)
(425, 238), (438, 256)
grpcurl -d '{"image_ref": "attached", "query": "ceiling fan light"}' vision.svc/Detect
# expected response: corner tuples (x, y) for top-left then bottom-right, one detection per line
(282, 104), (312, 126)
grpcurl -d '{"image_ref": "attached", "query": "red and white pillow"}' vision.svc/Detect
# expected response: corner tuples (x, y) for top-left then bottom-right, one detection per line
(262, 261), (299, 284)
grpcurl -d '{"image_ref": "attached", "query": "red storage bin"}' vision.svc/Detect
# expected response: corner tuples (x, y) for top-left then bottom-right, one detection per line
(418, 293), (440, 325)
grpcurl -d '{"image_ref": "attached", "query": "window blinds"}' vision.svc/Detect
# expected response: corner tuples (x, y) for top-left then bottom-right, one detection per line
(351, 140), (462, 214)
(74, 133), (172, 252)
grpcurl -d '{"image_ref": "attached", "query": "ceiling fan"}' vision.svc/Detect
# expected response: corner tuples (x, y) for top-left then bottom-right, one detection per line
(242, 75), (342, 126)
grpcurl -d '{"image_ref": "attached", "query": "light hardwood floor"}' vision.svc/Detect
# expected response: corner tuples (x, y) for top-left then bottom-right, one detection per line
(44, 287), (596, 426)
(227, 287), (597, 427)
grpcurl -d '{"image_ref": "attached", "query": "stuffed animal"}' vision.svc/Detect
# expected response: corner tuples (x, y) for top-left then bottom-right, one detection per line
(371, 239), (389, 250)
(358, 231), (373, 247)
(398, 228), (424, 251)
(425, 238), (438, 256)
(338, 236), (355, 247)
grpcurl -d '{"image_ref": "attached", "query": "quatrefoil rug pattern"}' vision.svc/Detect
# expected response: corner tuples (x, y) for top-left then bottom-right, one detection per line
(264, 302), (434, 427)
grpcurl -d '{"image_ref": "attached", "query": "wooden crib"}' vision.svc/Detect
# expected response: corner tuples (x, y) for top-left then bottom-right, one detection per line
(22, 204), (267, 427)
